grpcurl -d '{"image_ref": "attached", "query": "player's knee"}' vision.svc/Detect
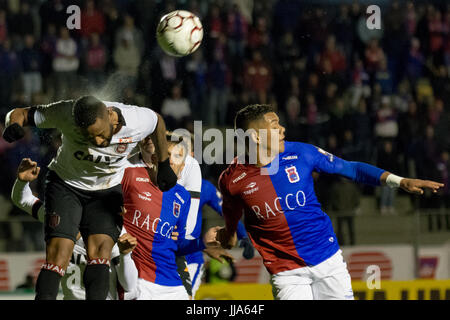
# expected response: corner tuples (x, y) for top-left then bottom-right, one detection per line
(45, 237), (74, 268)
(86, 234), (114, 260)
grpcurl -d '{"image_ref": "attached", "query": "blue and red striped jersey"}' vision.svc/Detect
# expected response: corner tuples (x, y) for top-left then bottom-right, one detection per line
(121, 166), (197, 286)
(219, 141), (385, 275)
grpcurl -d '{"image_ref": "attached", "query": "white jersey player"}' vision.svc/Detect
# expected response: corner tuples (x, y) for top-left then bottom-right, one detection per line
(3, 96), (176, 300)
(10, 159), (137, 300)
(166, 133), (203, 298)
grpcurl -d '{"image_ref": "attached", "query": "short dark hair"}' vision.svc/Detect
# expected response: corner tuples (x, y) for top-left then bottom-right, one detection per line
(234, 104), (276, 132)
(72, 96), (106, 129)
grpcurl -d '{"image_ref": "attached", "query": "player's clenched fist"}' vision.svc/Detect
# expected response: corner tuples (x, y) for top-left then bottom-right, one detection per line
(17, 158), (40, 182)
(157, 158), (178, 191)
(118, 233), (137, 255)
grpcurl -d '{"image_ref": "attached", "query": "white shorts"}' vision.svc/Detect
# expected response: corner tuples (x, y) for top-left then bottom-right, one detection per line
(135, 278), (190, 300)
(270, 250), (354, 300)
(187, 262), (205, 299)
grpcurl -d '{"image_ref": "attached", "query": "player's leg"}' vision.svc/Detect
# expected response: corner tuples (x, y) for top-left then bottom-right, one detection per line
(310, 250), (354, 300)
(36, 171), (82, 300)
(81, 184), (124, 300)
(84, 233), (115, 300)
(187, 262), (205, 300)
(270, 268), (314, 300)
(176, 256), (193, 299)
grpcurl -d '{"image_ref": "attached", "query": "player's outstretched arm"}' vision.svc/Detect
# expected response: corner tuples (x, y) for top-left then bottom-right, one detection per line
(379, 171), (444, 195)
(312, 146), (444, 194)
(11, 158), (45, 222)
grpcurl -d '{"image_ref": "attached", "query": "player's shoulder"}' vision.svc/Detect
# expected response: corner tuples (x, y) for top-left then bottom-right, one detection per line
(179, 155), (202, 189)
(284, 140), (315, 153)
(105, 101), (157, 128)
(167, 183), (191, 203)
(284, 141), (322, 162)
(184, 155), (201, 172)
(218, 157), (249, 192)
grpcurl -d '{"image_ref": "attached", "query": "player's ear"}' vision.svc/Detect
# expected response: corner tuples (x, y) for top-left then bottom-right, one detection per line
(250, 129), (259, 145)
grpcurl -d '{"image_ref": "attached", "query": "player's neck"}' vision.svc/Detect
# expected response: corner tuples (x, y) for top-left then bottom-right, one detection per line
(110, 109), (123, 135)
(141, 151), (153, 167)
(256, 148), (279, 168)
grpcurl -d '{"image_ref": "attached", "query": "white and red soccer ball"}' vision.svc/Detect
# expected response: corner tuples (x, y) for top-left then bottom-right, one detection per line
(156, 10), (203, 57)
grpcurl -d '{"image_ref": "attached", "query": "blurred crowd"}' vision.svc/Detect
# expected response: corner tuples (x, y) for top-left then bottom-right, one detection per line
(0, 0), (450, 251)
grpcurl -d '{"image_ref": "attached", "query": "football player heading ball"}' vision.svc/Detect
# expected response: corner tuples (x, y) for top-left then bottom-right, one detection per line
(3, 96), (178, 300)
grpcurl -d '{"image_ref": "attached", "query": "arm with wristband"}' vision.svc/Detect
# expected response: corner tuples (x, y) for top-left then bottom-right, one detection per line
(312, 145), (443, 195)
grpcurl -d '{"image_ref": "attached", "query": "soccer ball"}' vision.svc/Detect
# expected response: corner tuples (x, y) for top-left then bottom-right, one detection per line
(156, 10), (203, 57)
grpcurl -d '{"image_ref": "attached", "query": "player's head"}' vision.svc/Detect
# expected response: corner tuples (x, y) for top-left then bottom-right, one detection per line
(73, 96), (114, 148)
(167, 132), (189, 177)
(234, 104), (285, 156)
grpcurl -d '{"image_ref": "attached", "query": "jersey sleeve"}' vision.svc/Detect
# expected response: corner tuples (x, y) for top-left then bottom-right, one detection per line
(207, 180), (247, 239)
(218, 171), (245, 235)
(308, 144), (385, 186)
(11, 179), (45, 222)
(183, 160), (202, 240)
(206, 182), (223, 214)
(133, 106), (159, 141)
(115, 226), (138, 293)
(33, 100), (74, 129)
(174, 190), (206, 255)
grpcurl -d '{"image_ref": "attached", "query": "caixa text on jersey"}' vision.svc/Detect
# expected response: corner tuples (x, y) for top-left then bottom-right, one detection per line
(73, 151), (125, 164)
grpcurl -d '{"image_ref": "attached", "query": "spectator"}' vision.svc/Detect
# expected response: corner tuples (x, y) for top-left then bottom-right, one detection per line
(20, 34), (43, 103)
(113, 32), (141, 89)
(206, 48), (230, 126)
(52, 27), (79, 100)
(375, 58), (394, 95)
(284, 94), (302, 141)
(11, 1), (36, 40)
(377, 140), (401, 215)
(428, 9), (445, 56)
(0, 10), (8, 44)
(0, 38), (21, 114)
(80, 0), (106, 40)
(226, 3), (248, 61)
(351, 98), (373, 162)
(319, 35), (347, 76)
(161, 82), (191, 130)
(84, 32), (107, 89)
(243, 49), (272, 104)
(115, 14), (144, 57)
(365, 38), (385, 75)
(40, 23), (57, 79)
(374, 96), (398, 141)
(405, 1), (417, 39)
(330, 177), (360, 246)
(39, 0), (68, 32)
(406, 38), (425, 87)
(186, 49), (208, 121)
(248, 16), (271, 56)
